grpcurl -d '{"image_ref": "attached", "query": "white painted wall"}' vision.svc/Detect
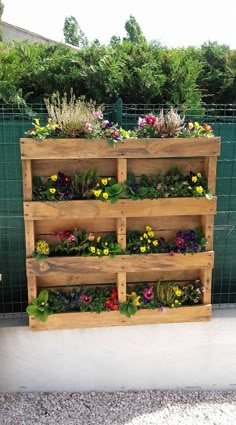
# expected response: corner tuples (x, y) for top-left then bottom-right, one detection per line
(1, 309), (236, 392)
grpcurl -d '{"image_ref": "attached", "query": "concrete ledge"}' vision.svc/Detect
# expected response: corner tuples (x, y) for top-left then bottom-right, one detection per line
(1, 310), (236, 392)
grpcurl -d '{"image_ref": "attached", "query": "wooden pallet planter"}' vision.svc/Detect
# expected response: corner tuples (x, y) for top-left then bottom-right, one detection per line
(20, 137), (220, 330)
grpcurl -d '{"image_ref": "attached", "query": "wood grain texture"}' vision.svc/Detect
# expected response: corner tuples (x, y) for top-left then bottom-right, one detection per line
(27, 276), (37, 303)
(201, 215), (215, 250)
(24, 198), (217, 220)
(200, 268), (212, 304)
(35, 218), (116, 235)
(29, 305), (212, 331)
(20, 137), (221, 159)
(117, 272), (126, 302)
(22, 160), (32, 201)
(24, 221), (35, 258)
(32, 158), (116, 177)
(204, 156), (218, 194)
(128, 158), (205, 175)
(37, 270), (200, 287)
(26, 252), (214, 276)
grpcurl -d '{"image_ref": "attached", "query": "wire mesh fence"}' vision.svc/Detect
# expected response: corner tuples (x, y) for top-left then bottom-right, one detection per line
(0, 102), (235, 324)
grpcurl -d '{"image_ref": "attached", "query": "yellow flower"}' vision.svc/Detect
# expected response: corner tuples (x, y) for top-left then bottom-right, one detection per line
(194, 121), (200, 129)
(188, 122), (194, 129)
(102, 192), (109, 200)
(108, 177), (112, 181)
(97, 249), (101, 255)
(133, 296), (141, 306)
(48, 118), (52, 123)
(140, 236), (143, 241)
(145, 226), (152, 232)
(96, 183), (100, 187)
(97, 236), (101, 243)
(148, 231), (154, 238)
(153, 240), (159, 246)
(36, 240), (49, 255)
(101, 178), (108, 186)
(148, 239), (151, 243)
(140, 246), (146, 253)
(143, 233), (148, 239)
(90, 246), (96, 253)
(34, 118), (40, 126)
(175, 289), (182, 297)
(49, 188), (56, 194)
(197, 172), (202, 178)
(196, 186), (203, 194)
(103, 248), (109, 255)
(171, 304), (175, 308)
(105, 242), (108, 246)
(191, 176), (197, 183)
(93, 189), (102, 197)
(175, 300), (179, 304)
(50, 175), (58, 182)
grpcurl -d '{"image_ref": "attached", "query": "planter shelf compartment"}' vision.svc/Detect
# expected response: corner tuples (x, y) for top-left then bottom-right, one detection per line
(20, 137), (221, 331)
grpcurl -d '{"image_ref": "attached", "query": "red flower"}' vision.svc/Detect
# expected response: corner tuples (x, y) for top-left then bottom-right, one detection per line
(145, 114), (156, 126)
(175, 237), (185, 247)
(203, 123), (213, 133)
(111, 289), (118, 299)
(112, 304), (119, 311)
(80, 294), (92, 304)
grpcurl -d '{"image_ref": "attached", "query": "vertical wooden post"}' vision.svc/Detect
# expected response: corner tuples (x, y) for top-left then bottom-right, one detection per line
(27, 276), (37, 303)
(200, 268), (212, 305)
(204, 156), (217, 195)
(22, 160), (33, 201)
(117, 158), (127, 184)
(201, 215), (215, 251)
(116, 272), (126, 303)
(116, 215), (126, 249)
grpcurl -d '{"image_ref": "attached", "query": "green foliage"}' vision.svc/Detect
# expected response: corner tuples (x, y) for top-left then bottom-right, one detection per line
(71, 169), (98, 199)
(0, 0), (4, 42)
(124, 15), (146, 44)
(26, 290), (50, 322)
(63, 16), (88, 48)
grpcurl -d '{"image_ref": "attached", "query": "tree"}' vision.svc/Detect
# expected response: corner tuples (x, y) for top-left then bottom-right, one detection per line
(124, 15), (146, 44)
(63, 16), (88, 48)
(0, 0), (4, 42)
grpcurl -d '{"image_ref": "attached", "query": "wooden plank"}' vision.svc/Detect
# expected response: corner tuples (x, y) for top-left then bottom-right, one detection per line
(26, 252), (214, 276)
(204, 156), (218, 194)
(127, 216), (200, 232)
(29, 305), (212, 331)
(117, 272), (126, 303)
(201, 215), (215, 251)
(116, 216), (126, 249)
(27, 276), (37, 303)
(128, 158), (205, 175)
(24, 221), (35, 258)
(35, 218), (116, 235)
(37, 270), (200, 287)
(32, 159), (116, 177)
(117, 158), (127, 183)
(22, 160), (32, 201)
(24, 198), (217, 220)
(200, 268), (212, 305)
(20, 137), (221, 159)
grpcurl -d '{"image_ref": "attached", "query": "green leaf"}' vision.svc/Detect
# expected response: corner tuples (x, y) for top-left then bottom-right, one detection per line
(38, 310), (49, 322)
(37, 289), (49, 304)
(26, 305), (39, 317)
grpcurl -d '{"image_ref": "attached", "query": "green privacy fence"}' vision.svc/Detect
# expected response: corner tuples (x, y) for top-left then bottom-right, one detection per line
(0, 102), (235, 319)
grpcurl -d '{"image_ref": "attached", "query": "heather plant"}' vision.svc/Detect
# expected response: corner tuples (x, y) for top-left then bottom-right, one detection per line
(44, 90), (101, 138)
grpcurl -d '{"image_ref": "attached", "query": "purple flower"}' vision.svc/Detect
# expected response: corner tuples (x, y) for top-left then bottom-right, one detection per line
(101, 120), (110, 129)
(143, 286), (154, 301)
(93, 111), (103, 120)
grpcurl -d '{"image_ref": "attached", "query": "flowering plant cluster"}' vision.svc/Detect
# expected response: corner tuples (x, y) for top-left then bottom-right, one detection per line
(124, 167), (212, 200)
(25, 92), (215, 144)
(26, 280), (204, 322)
(33, 170), (123, 203)
(33, 225), (207, 261)
(177, 121), (214, 138)
(33, 228), (122, 261)
(126, 226), (207, 255)
(120, 280), (204, 317)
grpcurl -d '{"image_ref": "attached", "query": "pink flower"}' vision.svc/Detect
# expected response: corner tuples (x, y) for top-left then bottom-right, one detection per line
(93, 111), (103, 120)
(144, 114), (156, 126)
(84, 123), (92, 133)
(168, 251), (175, 256)
(143, 286), (154, 301)
(67, 234), (76, 242)
(88, 233), (95, 241)
(80, 294), (92, 304)
(138, 117), (146, 128)
(156, 183), (162, 190)
(112, 130), (120, 139)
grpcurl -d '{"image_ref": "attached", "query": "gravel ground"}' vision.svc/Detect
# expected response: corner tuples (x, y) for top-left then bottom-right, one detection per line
(1, 390), (236, 425)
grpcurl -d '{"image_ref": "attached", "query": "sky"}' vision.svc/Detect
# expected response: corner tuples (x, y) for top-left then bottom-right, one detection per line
(2, 0), (236, 48)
